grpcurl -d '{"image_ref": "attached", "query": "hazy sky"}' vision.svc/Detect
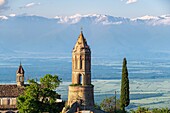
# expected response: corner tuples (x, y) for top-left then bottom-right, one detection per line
(0, 0), (170, 18)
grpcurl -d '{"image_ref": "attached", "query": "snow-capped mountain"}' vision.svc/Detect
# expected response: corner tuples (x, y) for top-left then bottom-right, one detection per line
(0, 14), (170, 58)
(53, 14), (170, 25)
(54, 14), (129, 25)
(1, 14), (170, 25)
(132, 15), (160, 20)
(131, 14), (170, 25)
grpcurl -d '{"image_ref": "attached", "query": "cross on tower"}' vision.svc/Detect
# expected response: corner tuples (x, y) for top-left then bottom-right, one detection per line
(81, 27), (83, 33)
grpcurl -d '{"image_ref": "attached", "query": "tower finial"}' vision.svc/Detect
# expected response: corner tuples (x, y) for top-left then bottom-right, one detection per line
(20, 60), (22, 66)
(81, 27), (83, 33)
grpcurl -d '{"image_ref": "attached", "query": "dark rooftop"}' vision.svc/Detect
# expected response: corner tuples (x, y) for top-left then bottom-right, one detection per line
(0, 84), (25, 97)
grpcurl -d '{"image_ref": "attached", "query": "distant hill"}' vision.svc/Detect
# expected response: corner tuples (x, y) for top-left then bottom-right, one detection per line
(0, 14), (170, 59)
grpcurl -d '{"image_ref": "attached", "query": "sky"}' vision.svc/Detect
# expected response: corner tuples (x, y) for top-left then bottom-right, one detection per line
(0, 0), (170, 18)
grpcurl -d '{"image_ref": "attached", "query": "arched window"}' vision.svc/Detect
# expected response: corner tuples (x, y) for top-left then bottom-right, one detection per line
(80, 56), (82, 69)
(7, 98), (10, 105)
(78, 74), (82, 85)
(75, 56), (77, 69)
(88, 58), (91, 70)
(19, 76), (22, 81)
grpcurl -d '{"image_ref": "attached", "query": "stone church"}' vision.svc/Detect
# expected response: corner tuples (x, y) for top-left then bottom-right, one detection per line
(0, 63), (25, 113)
(64, 31), (106, 113)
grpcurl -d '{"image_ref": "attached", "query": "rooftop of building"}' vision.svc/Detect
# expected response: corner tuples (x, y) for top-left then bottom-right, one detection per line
(73, 31), (90, 52)
(0, 84), (26, 97)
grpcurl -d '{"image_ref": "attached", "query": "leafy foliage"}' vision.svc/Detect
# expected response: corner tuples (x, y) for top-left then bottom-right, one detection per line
(152, 108), (170, 113)
(100, 96), (122, 113)
(130, 107), (151, 113)
(120, 58), (130, 111)
(69, 84), (82, 86)
(94, 103), (101, 110)
(130, 107), (170, 113)
(17, 74), (64, 113)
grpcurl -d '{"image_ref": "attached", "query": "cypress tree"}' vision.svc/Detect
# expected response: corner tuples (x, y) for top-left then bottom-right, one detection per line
(120, 58), (130, 112)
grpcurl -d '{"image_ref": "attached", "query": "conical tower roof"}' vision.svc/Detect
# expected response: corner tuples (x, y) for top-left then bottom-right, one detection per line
(77, 31), (88, 46)
(16, 62), (25, 74)
(73, 31), (90, 52)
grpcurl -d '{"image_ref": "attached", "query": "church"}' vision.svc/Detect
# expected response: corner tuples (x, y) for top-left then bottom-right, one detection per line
(63, 31), (106, 113)
(0, 63), (25, 113)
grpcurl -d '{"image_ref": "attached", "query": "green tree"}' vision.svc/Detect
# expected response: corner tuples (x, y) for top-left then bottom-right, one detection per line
(100, 96), (121, 113)
(17, 74), (64, 113)
(130, 106), (170, 113)
(130, 107), (170, 113)
(152, 108), (170, 113)
(120, 58), (130, 112)
(130, 106), (151, 113)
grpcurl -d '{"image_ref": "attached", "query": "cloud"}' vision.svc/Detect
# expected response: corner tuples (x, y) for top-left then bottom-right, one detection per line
(0, 0), (9, 12)
(25, 2), (40, 8)
(0, 0), (5, 6)
(126, 0), (137, 4)
(20, 2), (40, 9)
(0, 15), (8, 20)
(9, 13), (16, 17)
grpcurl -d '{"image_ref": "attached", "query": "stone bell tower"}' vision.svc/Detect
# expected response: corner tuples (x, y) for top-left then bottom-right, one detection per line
(68, 30), (94, 109)
(16, 62), (25, 87)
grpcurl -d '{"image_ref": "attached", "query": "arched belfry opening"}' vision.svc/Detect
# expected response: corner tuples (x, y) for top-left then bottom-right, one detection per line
(78, 74), (82, 85)
(80, 56), (82, 69)
(68, 30), (94, 110)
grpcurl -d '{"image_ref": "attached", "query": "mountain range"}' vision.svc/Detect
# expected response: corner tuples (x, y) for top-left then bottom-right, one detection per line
(0, 14), (170, 59)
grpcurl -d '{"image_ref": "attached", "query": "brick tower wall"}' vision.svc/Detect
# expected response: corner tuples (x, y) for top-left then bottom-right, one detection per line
(68, 85), (94, 109)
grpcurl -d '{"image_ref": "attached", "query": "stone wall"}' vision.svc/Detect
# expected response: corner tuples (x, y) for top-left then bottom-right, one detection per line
(68, 85), (94, 109)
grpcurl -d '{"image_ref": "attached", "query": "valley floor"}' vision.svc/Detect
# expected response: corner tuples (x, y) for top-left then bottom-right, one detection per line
(57, 79), (170, 109)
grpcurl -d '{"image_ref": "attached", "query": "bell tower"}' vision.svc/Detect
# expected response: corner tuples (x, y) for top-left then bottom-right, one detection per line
(16, 62), (25, 87)
(68, 30), (94, 109)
